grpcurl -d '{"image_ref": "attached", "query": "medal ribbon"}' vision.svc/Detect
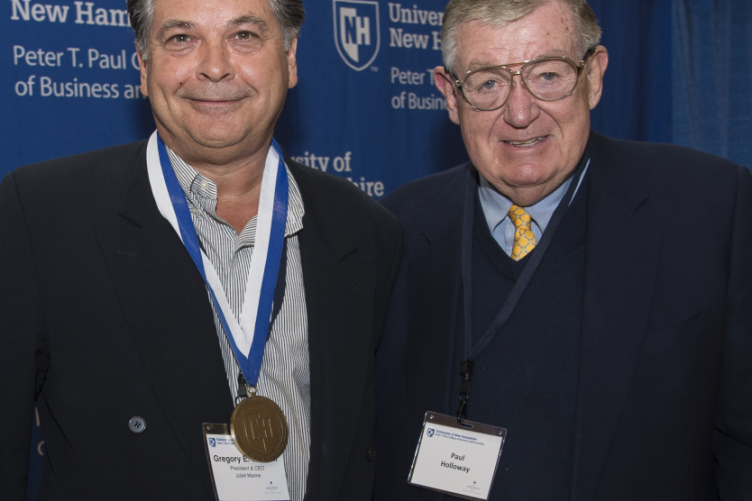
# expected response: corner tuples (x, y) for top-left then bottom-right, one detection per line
(145, 131), (288, 388)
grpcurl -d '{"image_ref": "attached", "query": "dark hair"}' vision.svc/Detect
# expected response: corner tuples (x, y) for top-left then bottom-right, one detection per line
(127, 0), (305, 59)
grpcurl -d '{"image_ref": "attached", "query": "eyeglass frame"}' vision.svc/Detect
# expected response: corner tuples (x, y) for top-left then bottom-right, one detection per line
(451, 48), (596, 112)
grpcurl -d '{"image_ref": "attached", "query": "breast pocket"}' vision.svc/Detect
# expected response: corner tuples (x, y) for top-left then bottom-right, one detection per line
(640, 307), (711, 358)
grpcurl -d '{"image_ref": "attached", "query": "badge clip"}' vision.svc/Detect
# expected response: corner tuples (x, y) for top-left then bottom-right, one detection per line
(457, 360), (474, 427)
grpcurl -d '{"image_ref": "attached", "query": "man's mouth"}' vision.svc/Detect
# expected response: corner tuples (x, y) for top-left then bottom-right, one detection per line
(188, 97), (242, 103)
(503, 136), (549, 147)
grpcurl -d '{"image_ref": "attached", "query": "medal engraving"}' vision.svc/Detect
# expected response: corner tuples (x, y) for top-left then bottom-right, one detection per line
(230, 395), (288, 462)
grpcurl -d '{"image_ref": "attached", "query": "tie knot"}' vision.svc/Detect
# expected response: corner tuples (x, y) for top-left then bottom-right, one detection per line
(508, 205), (537, 261)
(508, 205), (532, 228)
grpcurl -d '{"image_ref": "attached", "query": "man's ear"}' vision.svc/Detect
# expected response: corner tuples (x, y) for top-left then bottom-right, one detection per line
(586, 45), (608, 110)
(287, 37), (299, 89)
(137, 44), (149, 98)
(433, 66), (460, 125)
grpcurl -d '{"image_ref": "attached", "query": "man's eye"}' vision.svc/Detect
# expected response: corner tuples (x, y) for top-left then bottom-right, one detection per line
(481, 79), (497, 90)
(470, 75), (508, 93)
(168, 34), (191, 44)
(540, 72), (560, 82)
(235, 31), (257, 40)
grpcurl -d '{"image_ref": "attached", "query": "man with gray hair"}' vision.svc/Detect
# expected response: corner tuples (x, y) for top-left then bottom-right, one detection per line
(376, 0), (752, 499)
(0, 0), (400, 499)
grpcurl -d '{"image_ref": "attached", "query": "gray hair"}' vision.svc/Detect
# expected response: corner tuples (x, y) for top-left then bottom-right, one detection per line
(441, 0), (601, 74)
(127, 0), (305, 59)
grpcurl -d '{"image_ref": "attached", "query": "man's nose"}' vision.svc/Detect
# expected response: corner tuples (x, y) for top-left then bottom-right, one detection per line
(197, 41), (233, 82)
(502, 74), (540, 128)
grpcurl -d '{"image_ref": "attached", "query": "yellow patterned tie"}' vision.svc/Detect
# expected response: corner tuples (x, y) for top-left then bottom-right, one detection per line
(508, 205), (537, 261)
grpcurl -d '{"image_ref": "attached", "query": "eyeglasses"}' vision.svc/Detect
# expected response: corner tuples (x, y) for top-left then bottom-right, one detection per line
(453, 51), (593, 111)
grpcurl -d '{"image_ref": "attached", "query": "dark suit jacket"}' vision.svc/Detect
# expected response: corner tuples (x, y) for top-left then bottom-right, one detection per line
(0, 140), (401, 501)
(375, 131), (752, 500)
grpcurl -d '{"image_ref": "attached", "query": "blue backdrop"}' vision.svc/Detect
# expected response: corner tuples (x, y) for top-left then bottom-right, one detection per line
(673, 0), (752, 166)
(1, 0), (749, 499)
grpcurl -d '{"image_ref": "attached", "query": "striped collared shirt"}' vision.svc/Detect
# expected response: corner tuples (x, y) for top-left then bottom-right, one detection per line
(167, 147), (310, 501)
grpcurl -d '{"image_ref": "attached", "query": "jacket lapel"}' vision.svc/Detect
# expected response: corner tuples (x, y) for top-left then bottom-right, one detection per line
(291, 164), (377, 500)
(570, 133), (662, 500)
(406, 166), (473, 427)
(405, 219), (465, 423)
(92, 147), (233, 493)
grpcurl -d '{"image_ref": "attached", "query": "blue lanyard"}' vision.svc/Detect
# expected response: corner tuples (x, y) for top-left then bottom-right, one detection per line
(457, 153), (589, 421)
(157, 135), (289, 387)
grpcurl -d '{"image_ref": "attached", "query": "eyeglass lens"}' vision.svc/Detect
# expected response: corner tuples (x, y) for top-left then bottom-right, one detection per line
(462, 59), (579, 110)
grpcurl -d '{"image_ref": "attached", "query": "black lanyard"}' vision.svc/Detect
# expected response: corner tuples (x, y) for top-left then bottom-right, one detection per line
(457, 156), (589, 423)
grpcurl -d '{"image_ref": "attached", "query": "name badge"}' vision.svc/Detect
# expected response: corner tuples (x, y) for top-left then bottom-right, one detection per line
(407, 412), (506, 500)
(203, 423), (290, 501)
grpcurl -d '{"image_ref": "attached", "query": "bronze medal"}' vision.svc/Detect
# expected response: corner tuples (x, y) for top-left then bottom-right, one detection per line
(230, 395), (289, 462)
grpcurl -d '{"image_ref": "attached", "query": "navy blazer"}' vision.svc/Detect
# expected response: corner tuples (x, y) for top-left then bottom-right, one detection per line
(375, 131), (752, 500)
(0, 140), (401, 501)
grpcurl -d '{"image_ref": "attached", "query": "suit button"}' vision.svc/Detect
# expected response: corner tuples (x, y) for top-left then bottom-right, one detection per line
(367, 446), (376, 462)
(129, 416), (146, 434)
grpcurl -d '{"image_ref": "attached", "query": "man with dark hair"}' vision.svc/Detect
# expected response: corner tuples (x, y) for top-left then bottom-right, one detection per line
(0, 0), (400, 499)
(376, 0), (752, 499)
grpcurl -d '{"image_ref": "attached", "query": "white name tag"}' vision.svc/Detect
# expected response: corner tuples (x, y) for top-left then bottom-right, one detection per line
(203, 423), (290, 501)
(407, 412), (506, 500)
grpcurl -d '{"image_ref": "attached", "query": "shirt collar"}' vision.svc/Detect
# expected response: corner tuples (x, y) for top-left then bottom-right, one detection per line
(477, 146), (591, 235)
(478, 174), (572, 235)
(166, 145), (305, 238)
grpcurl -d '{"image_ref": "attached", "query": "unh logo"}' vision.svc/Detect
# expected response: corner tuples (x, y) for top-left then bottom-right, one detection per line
(209, 438), (216, 447)
(248, 412), (275, 452)
(427, 428), (435, 438)
(334, 0), (380, 71)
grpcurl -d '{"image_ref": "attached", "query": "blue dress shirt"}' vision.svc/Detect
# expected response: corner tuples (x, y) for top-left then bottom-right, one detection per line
(478, 160), (590, 256)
